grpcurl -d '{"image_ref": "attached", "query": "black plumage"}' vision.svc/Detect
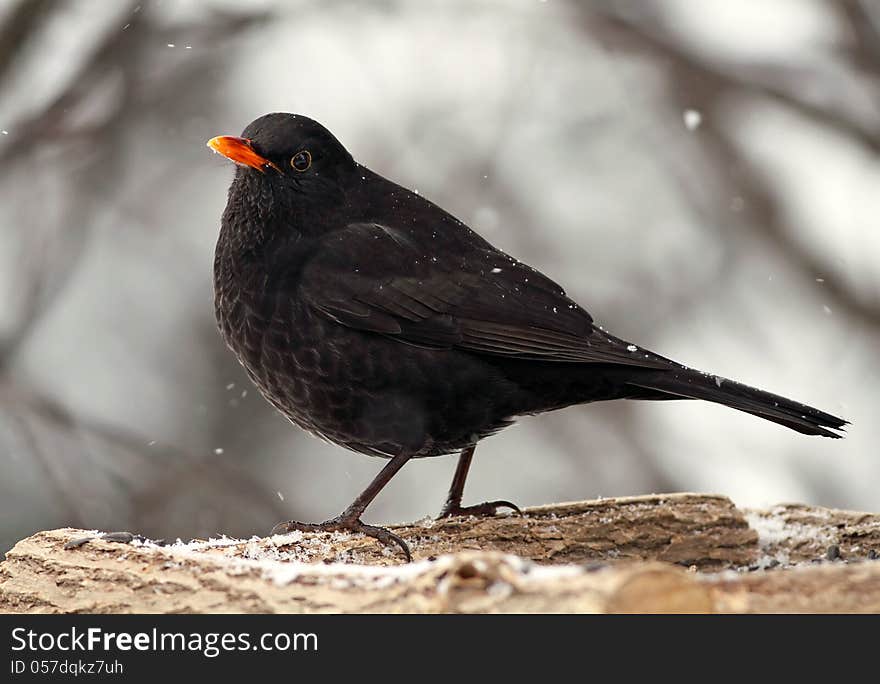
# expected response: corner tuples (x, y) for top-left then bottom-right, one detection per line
(209, 113), (847, 560)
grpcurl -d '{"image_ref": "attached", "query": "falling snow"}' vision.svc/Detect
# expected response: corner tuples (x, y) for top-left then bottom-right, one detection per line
(683, 109), (702, 130)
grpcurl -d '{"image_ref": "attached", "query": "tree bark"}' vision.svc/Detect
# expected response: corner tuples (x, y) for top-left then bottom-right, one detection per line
(1, 493), (878, 613)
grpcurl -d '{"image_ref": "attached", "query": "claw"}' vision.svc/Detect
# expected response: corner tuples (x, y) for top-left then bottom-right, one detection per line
(437, 499), (522, 519)
(271, 516), (412, 562)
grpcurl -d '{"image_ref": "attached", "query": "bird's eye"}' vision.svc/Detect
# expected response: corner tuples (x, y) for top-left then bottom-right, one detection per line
(291, 150), (311, 172)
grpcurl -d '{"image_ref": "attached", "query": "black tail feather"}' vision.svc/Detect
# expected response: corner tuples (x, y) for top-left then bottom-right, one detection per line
(627, 368), (848, 438)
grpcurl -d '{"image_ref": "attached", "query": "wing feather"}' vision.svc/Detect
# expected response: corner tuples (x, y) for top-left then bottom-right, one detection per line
(300, 222), (670, 369)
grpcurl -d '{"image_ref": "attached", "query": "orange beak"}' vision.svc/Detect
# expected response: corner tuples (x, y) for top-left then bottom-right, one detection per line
(207, 135), (281, 173)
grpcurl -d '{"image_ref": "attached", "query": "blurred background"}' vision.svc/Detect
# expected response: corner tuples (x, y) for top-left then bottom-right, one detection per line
(1, 0), (877, 553)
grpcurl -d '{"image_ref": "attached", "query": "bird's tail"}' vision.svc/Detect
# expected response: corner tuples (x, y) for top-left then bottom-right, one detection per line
(625, 367), (848, 438)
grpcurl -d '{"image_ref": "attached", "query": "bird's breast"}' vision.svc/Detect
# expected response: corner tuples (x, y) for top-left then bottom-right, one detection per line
(211, 235), (522, 458)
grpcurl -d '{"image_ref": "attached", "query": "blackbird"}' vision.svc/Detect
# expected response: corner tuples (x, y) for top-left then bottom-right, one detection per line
(208, 113), (847, 560)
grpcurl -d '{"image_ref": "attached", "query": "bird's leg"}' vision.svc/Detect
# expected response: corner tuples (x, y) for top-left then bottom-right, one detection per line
(272, 450), (414, 561)
(437, 445), (521, 519)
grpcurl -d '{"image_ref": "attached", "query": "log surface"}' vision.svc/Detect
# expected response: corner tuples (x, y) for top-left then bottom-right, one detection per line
(1, 493), (878, 613)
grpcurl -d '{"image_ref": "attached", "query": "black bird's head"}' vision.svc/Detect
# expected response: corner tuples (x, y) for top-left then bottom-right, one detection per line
(209, 112), (354, 181)
(208, 114), (356, 241)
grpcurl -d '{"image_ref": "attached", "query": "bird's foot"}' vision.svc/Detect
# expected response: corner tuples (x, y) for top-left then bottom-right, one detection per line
(271, 516), (411, 562)
(437, 500), (521, 519)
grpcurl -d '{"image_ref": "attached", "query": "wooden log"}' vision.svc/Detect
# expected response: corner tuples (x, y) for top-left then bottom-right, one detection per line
(744, 503), (880, 566)
(1, 493), (878, 613)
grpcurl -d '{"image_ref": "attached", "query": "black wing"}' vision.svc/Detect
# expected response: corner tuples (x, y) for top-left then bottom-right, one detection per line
(299, 222), (670, 368)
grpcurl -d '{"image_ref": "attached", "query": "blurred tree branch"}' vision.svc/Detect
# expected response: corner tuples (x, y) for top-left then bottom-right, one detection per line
(586, 4), (880, 152)
(1, 3), (270, 367)
(839, 0), (880, 78)
(0, 1), (277, 548)
(580, 5), (880, 330)
(0, 0), (57, 84)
